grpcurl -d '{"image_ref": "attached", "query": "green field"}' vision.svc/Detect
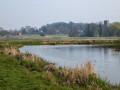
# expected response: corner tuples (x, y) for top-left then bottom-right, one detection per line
(1, 34), (120, 41)
(46, 34), (69, 37)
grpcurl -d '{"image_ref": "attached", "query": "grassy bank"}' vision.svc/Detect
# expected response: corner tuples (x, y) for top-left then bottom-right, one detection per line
(0, 44), (114, 90)
(0, 52), (73, 90)
(1, 39), (120, 51)
(1, 39), (120, 45)
(1, 38), (120, 89)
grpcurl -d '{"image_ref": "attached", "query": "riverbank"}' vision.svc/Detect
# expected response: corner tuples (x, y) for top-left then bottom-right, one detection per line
(1, 38), (120, 51)
(0, 39), (120, 89)
(0, 46), (111, 89)
(1, 38), (120, 45)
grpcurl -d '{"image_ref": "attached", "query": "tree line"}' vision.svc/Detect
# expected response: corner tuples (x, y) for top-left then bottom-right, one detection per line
(0, 22), (120, 37)
(84, 22), (120, 37)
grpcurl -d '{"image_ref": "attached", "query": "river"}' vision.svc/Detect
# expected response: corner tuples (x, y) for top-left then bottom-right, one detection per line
(20, 45), (120, 84)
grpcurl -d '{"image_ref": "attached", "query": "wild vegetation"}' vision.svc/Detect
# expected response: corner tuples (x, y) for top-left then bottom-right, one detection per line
(0, 46), (111, 89)
(1, 38), (120, 89)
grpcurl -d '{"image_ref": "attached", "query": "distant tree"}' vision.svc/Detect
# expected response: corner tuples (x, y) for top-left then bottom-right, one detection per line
(94, 28), (99, 37)
(41, 26), (47, 34)
(21, 27), (26, 34)
(68, 27), (79, 37)
(99, 23), (102, 37)
(68, 21), (74, 28)
(20, 26), (39, 35)
(40, 31), (45, 36)
(109, 22), (120, 36)
(84, 24), (91, 37)
(84, 23), (101, 37)
(0, 27), (3, 31)
(0, 28), (9, 36)
(18, 21), (120, 37)
(40, 22), (86, 35)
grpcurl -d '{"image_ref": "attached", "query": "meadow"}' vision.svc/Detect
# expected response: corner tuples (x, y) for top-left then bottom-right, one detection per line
(0, 35), (120, 89)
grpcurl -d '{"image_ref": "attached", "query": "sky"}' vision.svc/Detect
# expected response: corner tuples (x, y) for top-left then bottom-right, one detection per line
(0, 0), (120, 30)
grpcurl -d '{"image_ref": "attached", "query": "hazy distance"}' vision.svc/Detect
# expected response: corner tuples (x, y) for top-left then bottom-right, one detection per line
(0, 0), (120, 30)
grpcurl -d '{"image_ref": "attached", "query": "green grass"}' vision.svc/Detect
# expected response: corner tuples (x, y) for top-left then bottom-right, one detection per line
(1, 38), (120, 89)
(6, 40), (120, 46)
(0, 53), (73, 90)
(1, 35), (120, 42)
(0, 34), (68, 41)
(10, 40), (44, 45)
(46, 34), (69, 37)
(1, 39), (120, 47)
(0, 46), (113, 90)
(0, 54), (111, 90)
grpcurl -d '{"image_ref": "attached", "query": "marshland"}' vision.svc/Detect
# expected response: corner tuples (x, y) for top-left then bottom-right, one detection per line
(1, 37), (120, 89)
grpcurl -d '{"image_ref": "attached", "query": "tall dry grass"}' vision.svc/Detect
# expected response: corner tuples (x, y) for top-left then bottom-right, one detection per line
(3, 47), (48, 70)
(45, 61), (96, 86)
(23, 53), (39, 61)
(3, 47), (19, 57)
(3, 47), (42, 62)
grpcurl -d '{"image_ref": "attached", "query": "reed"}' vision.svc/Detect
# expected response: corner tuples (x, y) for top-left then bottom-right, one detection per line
(3, 47), (19, 57)
(23, 52), (39, 61)
(57, 61), (96, 86)
(44, 64), (57, 71)
(44, 60), (97, 86)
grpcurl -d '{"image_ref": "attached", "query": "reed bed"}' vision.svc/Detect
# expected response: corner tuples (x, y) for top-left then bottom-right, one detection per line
(45, 61), (97, 86)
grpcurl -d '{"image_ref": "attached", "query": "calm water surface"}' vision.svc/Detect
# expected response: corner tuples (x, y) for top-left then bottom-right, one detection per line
(20, 45), (120, 84)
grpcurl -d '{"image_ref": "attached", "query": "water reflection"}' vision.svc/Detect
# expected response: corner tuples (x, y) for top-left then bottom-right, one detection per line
(20, 45), (120, 84)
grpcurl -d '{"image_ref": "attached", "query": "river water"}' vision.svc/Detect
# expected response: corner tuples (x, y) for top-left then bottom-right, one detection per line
(20, 45), (120, 84)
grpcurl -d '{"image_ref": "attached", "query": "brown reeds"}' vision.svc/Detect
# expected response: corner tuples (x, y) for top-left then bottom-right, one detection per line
(64, 61), (95, 85)
(44, 64), (57, 71)
(3, 47), (41, 61)
(45, 61), (96, 86)
(3, 47), (19, 57)
(3, 47), (48, 69)
(23, 53), (39, 61)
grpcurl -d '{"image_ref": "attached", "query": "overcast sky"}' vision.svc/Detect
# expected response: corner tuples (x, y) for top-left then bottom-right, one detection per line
(0, 0), (120, 30)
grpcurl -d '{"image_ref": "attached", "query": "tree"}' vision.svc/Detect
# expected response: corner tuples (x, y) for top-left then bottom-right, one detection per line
(68, 27), (79, 37)
(21, 27), (26, 34)
(39, 22), (86, 35)
(0, 29), (9, 36)
(40, 31), (45, 37)
(109, 22), (120, 36)
(84, 24), (91, 37)
(99, 23), (102, 37)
